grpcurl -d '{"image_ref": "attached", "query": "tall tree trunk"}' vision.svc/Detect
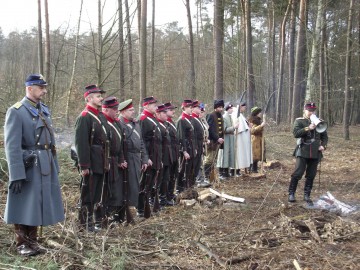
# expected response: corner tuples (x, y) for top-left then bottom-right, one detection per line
(186, 0), (196, 98)
(125, 0), (134, 95)
(305, 0), (323, 101)
(245, 0), (255, 110)
(118, 0), (125, 97)
(276, 0), (291, 124)
(150, 0), (155, 91)
(287, 0), (297, 123)
(139, 0), (147, 107)
(65, 0), (83, 127)
(270, 0), (276, 116)
(291, 0), (307, 124)
(37, 0), (44, 74)
(97, 0), (103, 85)
(213, 0), (224, 100)
(343, 0), (354, 140)
(44, 0), (51, 105)
(319, 0), (326, 119)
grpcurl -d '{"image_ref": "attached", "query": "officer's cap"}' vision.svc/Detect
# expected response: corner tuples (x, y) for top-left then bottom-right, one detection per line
(192, 100), (200, 108)
(25, 74), (47, 86)
(164, 102), (177, 110)
(142, 96), (157, 106)
(84, 84), (105, 98)
(304, 102), (317, 111)
(156, 104), (168, 113)
(119, 99), (133, 111)
(181, 99), (193, 107)
(102, 96), (119, 108)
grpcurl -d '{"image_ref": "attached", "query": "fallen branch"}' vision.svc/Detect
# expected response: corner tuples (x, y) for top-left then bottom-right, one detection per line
(190, 240), (227, 268)
(209, 188), (245, 203)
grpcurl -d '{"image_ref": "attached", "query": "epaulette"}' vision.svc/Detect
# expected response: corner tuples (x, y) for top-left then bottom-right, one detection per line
(81, 110), (88, 117)
(139, 114), (147, 121)
(12, 102), (23, 110)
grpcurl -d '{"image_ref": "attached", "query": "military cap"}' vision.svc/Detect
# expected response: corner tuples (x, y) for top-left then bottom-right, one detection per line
(142, 96), (157, 106)
(250, 106), (262, 116)
(164, 102), (177, 109)
(84, 84), (105, 98)
(181, 99), (193, 107)
(25, 74), (47, 86)
(156, 104), (168, 113)
(214, 99), (225, 109)
(192, 100), (200, 108)
(304, 102), (317, 111)
(118, 99), (133, 111)
(240, 101), (247, 107)
(225, 103), (233, 111)
(102, 96), (119, 108)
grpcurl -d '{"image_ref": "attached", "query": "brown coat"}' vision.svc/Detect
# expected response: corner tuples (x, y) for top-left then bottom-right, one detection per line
(249, 116), (265, 162)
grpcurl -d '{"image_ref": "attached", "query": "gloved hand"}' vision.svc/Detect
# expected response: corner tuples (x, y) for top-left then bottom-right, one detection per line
(9, 180), (24, 194)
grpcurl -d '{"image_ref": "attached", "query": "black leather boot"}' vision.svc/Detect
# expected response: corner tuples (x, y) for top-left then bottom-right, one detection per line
(28, 226), (46, 254)
(288, 177), (298, 203)
(223, 168), (230, 178)
(304, 179), (313, 205)
(15, 225), (38, 256)
(252, 161), (258, 173)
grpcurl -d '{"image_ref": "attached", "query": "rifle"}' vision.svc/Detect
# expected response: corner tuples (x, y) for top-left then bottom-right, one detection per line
(122, 131), (134, 224)
(152, 169), (161, 213)
(143, 170), (152, 218)
(78, 172), (92, 230)
(260, 90), (277, 174)
(94, 139), (110, 228)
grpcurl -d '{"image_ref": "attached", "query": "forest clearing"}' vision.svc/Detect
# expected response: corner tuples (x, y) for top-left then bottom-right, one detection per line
(0, 124), (359, 269)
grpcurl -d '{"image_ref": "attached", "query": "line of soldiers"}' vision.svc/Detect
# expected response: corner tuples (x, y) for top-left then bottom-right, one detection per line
(74, 85), (228, 231)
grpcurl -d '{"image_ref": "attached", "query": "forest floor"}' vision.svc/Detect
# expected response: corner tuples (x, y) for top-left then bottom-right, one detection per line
(0, 124), (359, 269)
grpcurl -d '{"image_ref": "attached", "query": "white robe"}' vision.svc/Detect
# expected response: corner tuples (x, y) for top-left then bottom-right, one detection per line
(235, 113), (252, 169)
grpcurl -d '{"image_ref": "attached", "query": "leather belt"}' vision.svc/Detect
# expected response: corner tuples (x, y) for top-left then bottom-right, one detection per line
(23, 144), (53, 150)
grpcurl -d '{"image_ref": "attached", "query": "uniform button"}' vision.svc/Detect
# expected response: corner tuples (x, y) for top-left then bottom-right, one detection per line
(33, 118), (35, 121)
(36, 134), (39, 137)
(37, 142), (40, 145)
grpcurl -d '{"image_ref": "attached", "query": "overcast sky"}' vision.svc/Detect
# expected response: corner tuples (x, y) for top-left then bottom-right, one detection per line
(1, 0), (206, 36)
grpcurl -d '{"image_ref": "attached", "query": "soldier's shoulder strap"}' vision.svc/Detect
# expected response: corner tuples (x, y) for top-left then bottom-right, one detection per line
(296, 117), (305, 120)
(12, 102), (23, 110)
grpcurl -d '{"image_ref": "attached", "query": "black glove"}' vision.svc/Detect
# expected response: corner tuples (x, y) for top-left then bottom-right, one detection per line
(9, 180), (24, 194)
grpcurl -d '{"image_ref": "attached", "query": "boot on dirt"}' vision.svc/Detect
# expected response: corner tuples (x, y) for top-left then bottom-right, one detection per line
(222, 168), (230, 178)
(14, 224), (38, 256)
(252, 161), (258, 173)
(288, 177), (298, 203)
(28, 226), (46, 254)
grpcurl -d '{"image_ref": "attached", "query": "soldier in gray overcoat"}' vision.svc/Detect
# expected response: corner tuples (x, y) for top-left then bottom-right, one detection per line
(217, 103), (238, 178)
(4, 74), (64, 256)
(118, 99), (148, 214)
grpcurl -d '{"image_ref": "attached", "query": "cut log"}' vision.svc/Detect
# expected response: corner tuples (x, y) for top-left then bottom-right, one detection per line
(198, 193), (217, 202)
(209, 188), (245, 203)
(179, 199), (197, 208)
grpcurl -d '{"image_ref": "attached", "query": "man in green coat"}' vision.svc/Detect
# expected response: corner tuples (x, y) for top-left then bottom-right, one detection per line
(288, 102), (328, 204)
